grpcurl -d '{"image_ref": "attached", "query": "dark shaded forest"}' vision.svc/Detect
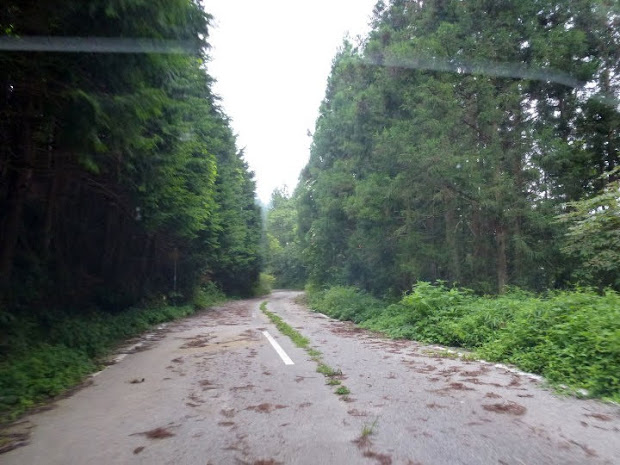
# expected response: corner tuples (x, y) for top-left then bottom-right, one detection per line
(266, 0), (619, 296)
(0, 1), (264, 418)
(1, 0), (262, 311)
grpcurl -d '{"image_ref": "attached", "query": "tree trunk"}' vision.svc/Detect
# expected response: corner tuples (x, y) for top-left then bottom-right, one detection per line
(496, 223), (508, 293)
(43, 118), (58, 256)
(0, 100), (34, 287)
(444, 193), (461, 283)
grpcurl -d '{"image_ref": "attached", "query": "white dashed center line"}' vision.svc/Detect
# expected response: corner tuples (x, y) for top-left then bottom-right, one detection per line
(262, 330), (294, 365)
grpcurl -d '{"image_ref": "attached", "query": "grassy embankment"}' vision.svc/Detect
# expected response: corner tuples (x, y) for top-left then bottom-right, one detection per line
(0, 284), (226, 423)
(306, 283), (620, 402)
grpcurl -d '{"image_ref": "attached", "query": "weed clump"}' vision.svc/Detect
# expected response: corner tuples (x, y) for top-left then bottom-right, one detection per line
(335, 386), (351, 395)
(316, 363), (342, 377)
(260, 302), (309, 349)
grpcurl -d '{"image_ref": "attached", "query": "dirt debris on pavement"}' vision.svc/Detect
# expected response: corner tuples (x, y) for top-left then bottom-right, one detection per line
(482, 402), (527, 416)
(131, 427), (175, 439)
(3, 291), (620, 465)
(245, 403), (287, 414)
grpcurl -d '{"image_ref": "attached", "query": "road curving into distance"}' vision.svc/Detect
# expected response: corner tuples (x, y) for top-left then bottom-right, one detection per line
(3, 290), (619, 464)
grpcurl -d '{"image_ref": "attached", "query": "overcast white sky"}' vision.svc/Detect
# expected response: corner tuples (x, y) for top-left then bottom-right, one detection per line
(203, 1), (378, 203)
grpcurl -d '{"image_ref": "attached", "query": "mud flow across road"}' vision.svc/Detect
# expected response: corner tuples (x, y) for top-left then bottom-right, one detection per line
(2, 291), (619, 464)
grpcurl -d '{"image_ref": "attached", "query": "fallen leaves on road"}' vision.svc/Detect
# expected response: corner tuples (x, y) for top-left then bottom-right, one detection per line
(426, 402), (447, 409)
(585, 413), (612, 422)
(482, 402), (526, 415)
(246, 403), (287, 414)
(363, 450), (393, 465)
(180, 334), (214, 349)
(353, 432), (393, 465)
(220, 409), (235, 418)
(131, 427), (175, 439)
(0, 420), (34, 455)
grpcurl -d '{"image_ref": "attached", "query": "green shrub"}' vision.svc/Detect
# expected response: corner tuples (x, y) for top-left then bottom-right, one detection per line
(478, 289), (620, 398)
(356, 282), (473, 345)
(306, 283), (620, 401)
(306, 285), (383, 323)
(192, 282), (226, 309)
(0, 344), (95, 419)
(253, 273), (276, 296)
(0, 303), (196, 421)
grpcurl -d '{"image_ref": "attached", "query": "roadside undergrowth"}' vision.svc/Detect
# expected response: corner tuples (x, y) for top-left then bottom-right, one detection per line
(306, 283), (620, 402)
(260, 301), (351, 398)
(0, 298), (227, 424)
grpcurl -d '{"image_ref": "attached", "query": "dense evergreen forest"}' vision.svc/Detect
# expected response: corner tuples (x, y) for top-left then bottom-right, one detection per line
(266, 0), (619, 296)
(264, 0), (620, 400)
(0, 1), (263, 417)
(0, 0), (262, 309)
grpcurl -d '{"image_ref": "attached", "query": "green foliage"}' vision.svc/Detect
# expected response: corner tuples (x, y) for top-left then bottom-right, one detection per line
(306, 286), (384, 323)
(361, 418), (378, 438)
(0, 1), (263, 421)
(477, 290), (620, 398)
(0, 303), (196, 422)
(296, 0), (619, 295)
(263, 188), (307, 289)
(261, 302), (310, 349)
(0, 345), (95, 419)
(252, 273), (276, 297)
(307, 283), (620, 401)
(192, 282), (226, 310)
(557, 167), (620, 289)
(361, 282), (479, 345)
(316, 363), (342, 377)
(335, 386), (351, 396)
(0, 0), (263, 308)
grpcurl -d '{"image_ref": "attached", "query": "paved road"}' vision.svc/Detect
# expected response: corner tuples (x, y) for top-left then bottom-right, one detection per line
(3, 291), (619, 464)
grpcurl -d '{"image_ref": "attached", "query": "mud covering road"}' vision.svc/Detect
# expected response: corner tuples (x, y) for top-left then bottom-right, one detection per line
(3, 290), (620, 464)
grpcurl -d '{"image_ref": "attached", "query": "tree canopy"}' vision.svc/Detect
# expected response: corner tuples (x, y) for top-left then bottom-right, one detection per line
(0, 0), (262, 311)
(289, 0), (619, 295)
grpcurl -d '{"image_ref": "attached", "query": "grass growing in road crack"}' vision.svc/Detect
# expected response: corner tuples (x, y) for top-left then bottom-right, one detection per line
(361, 418), (379, 438)
(261, 301), (351, 398)
(307, 348), (322, 360)
(260, 301), (309, 349)
(316, 363), (342, 377)
(335, 386), (351, 396)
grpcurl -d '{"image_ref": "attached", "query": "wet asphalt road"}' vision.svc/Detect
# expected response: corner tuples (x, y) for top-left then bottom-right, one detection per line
(3, 290), (620, 464)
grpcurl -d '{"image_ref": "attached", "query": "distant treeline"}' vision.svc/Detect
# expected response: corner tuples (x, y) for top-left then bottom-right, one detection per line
(265, 0), (619, 295)
(0, 0), (262, 314)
